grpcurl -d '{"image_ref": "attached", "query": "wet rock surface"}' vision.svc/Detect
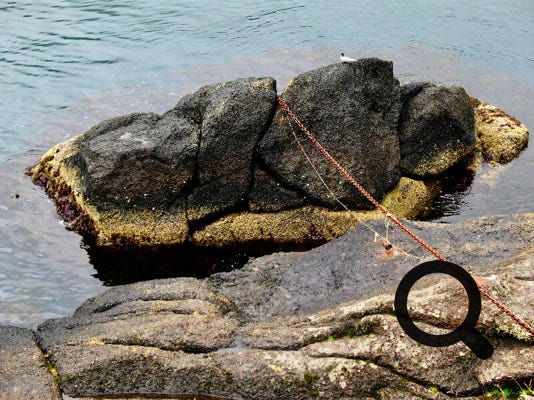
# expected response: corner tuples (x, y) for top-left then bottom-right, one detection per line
(33, 214), (534, 399)
(259, 58), (402, 209)
(474, 102), (530, 163)
(28, 58), (521, 250)
(398, 83), (476, 176)
(0, 326), (61, 400)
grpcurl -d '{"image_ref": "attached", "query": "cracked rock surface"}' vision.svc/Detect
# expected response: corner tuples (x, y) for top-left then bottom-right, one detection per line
(35, 214), (534, 399)
(258, 58), (402, 209)
(0, 326), (61, 400)
(27, 59), (507, 250)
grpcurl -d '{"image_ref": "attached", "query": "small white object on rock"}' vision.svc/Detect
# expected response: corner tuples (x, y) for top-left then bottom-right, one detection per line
(340, 53), (356, 62)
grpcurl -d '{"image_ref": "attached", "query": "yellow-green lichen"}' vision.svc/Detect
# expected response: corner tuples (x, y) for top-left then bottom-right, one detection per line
(29, 134), (189, 248)
(190, 177), (441, 247)
(474, 103), (529, 163)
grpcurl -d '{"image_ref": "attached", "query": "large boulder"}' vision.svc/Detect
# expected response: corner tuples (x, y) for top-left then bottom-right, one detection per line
(35, 214), (534, 399)
(67, 111), (198, 211)
(181, 78), (278, 223)
(28, 60), (528, 250)
(29, 77), (277, 247)
(259, 58), (402, 209)
(398, 83), (476, 176)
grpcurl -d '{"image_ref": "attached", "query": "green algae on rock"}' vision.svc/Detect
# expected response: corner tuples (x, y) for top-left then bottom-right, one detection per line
(28, 59), (529, 250)
(190, 177), (440, 248)
(474, 102), (529, 163)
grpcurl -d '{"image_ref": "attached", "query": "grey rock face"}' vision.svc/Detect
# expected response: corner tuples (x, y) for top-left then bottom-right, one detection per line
(209, 213), (534, 321)
(248, 165), (306, 212)
(67, 77), (277, 222)
(30, 59), (527, 250)
(259, 58), (402, 209)
(35, 214), (534, 399)
(398, 83), (476, 176)
(70, 111), (199, 211)
(182, 78), (278, 222)
(0, 326), (61, 400)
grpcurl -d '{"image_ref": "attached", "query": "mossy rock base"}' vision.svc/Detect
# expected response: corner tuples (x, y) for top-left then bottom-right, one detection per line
(28, 138), (190, 248)
(30, 140), (439, 250)
(474, 103), (529, 163)
(191, 177), (440, 248)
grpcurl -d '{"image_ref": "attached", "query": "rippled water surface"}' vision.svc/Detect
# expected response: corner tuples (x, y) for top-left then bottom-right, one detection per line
(0, 1), (533, 326)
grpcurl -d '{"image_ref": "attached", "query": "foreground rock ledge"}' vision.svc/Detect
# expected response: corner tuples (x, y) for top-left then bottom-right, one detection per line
(28, 214), (533, 399)
(0, 326), (61, 400)
(28, 58), (529, 250)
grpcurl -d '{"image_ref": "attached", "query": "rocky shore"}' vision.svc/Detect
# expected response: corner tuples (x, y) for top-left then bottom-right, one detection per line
(27, 58), (528, 251)
(1, 214), (533, 399)
(4, 58), (531, 399)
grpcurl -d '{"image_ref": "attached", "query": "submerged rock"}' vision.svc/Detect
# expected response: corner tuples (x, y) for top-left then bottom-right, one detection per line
(34, 214), (534, 399)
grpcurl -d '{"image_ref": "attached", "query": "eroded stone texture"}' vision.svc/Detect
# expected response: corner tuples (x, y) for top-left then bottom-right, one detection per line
(259, 59), (402, 209)
(191, 177), (440, 248)
(398, 83), (476, 176)
(0, 326), (61, 400)
(36, 214), (534, 399)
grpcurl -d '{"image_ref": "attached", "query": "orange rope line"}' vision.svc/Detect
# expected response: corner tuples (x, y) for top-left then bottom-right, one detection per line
(277, 95), (534, 338)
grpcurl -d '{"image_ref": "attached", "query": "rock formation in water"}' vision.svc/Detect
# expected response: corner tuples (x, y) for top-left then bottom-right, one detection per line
(28, 58), (529, 249)
(0, 213), (527, 399)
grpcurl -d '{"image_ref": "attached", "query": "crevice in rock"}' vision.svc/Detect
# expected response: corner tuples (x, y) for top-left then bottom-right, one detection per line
(85, 393), (231, 399)
(305, 352), (471, 398)
(189, 120), (202, 199)
(247, 88), (279, 199)
(253, 150), (336, 210)
(451, 377), (534, 398)
(186, 199), (250, 235)
(90, 304), (223, 319)
(31, 332), (63, 397)
(87, 339), (221, 355)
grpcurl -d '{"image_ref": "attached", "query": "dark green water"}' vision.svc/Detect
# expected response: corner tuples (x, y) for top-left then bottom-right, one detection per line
(0, 1), (533, 326)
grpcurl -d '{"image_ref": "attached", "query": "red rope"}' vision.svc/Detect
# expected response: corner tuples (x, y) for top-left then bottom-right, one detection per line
(277, 95), (534, 338)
